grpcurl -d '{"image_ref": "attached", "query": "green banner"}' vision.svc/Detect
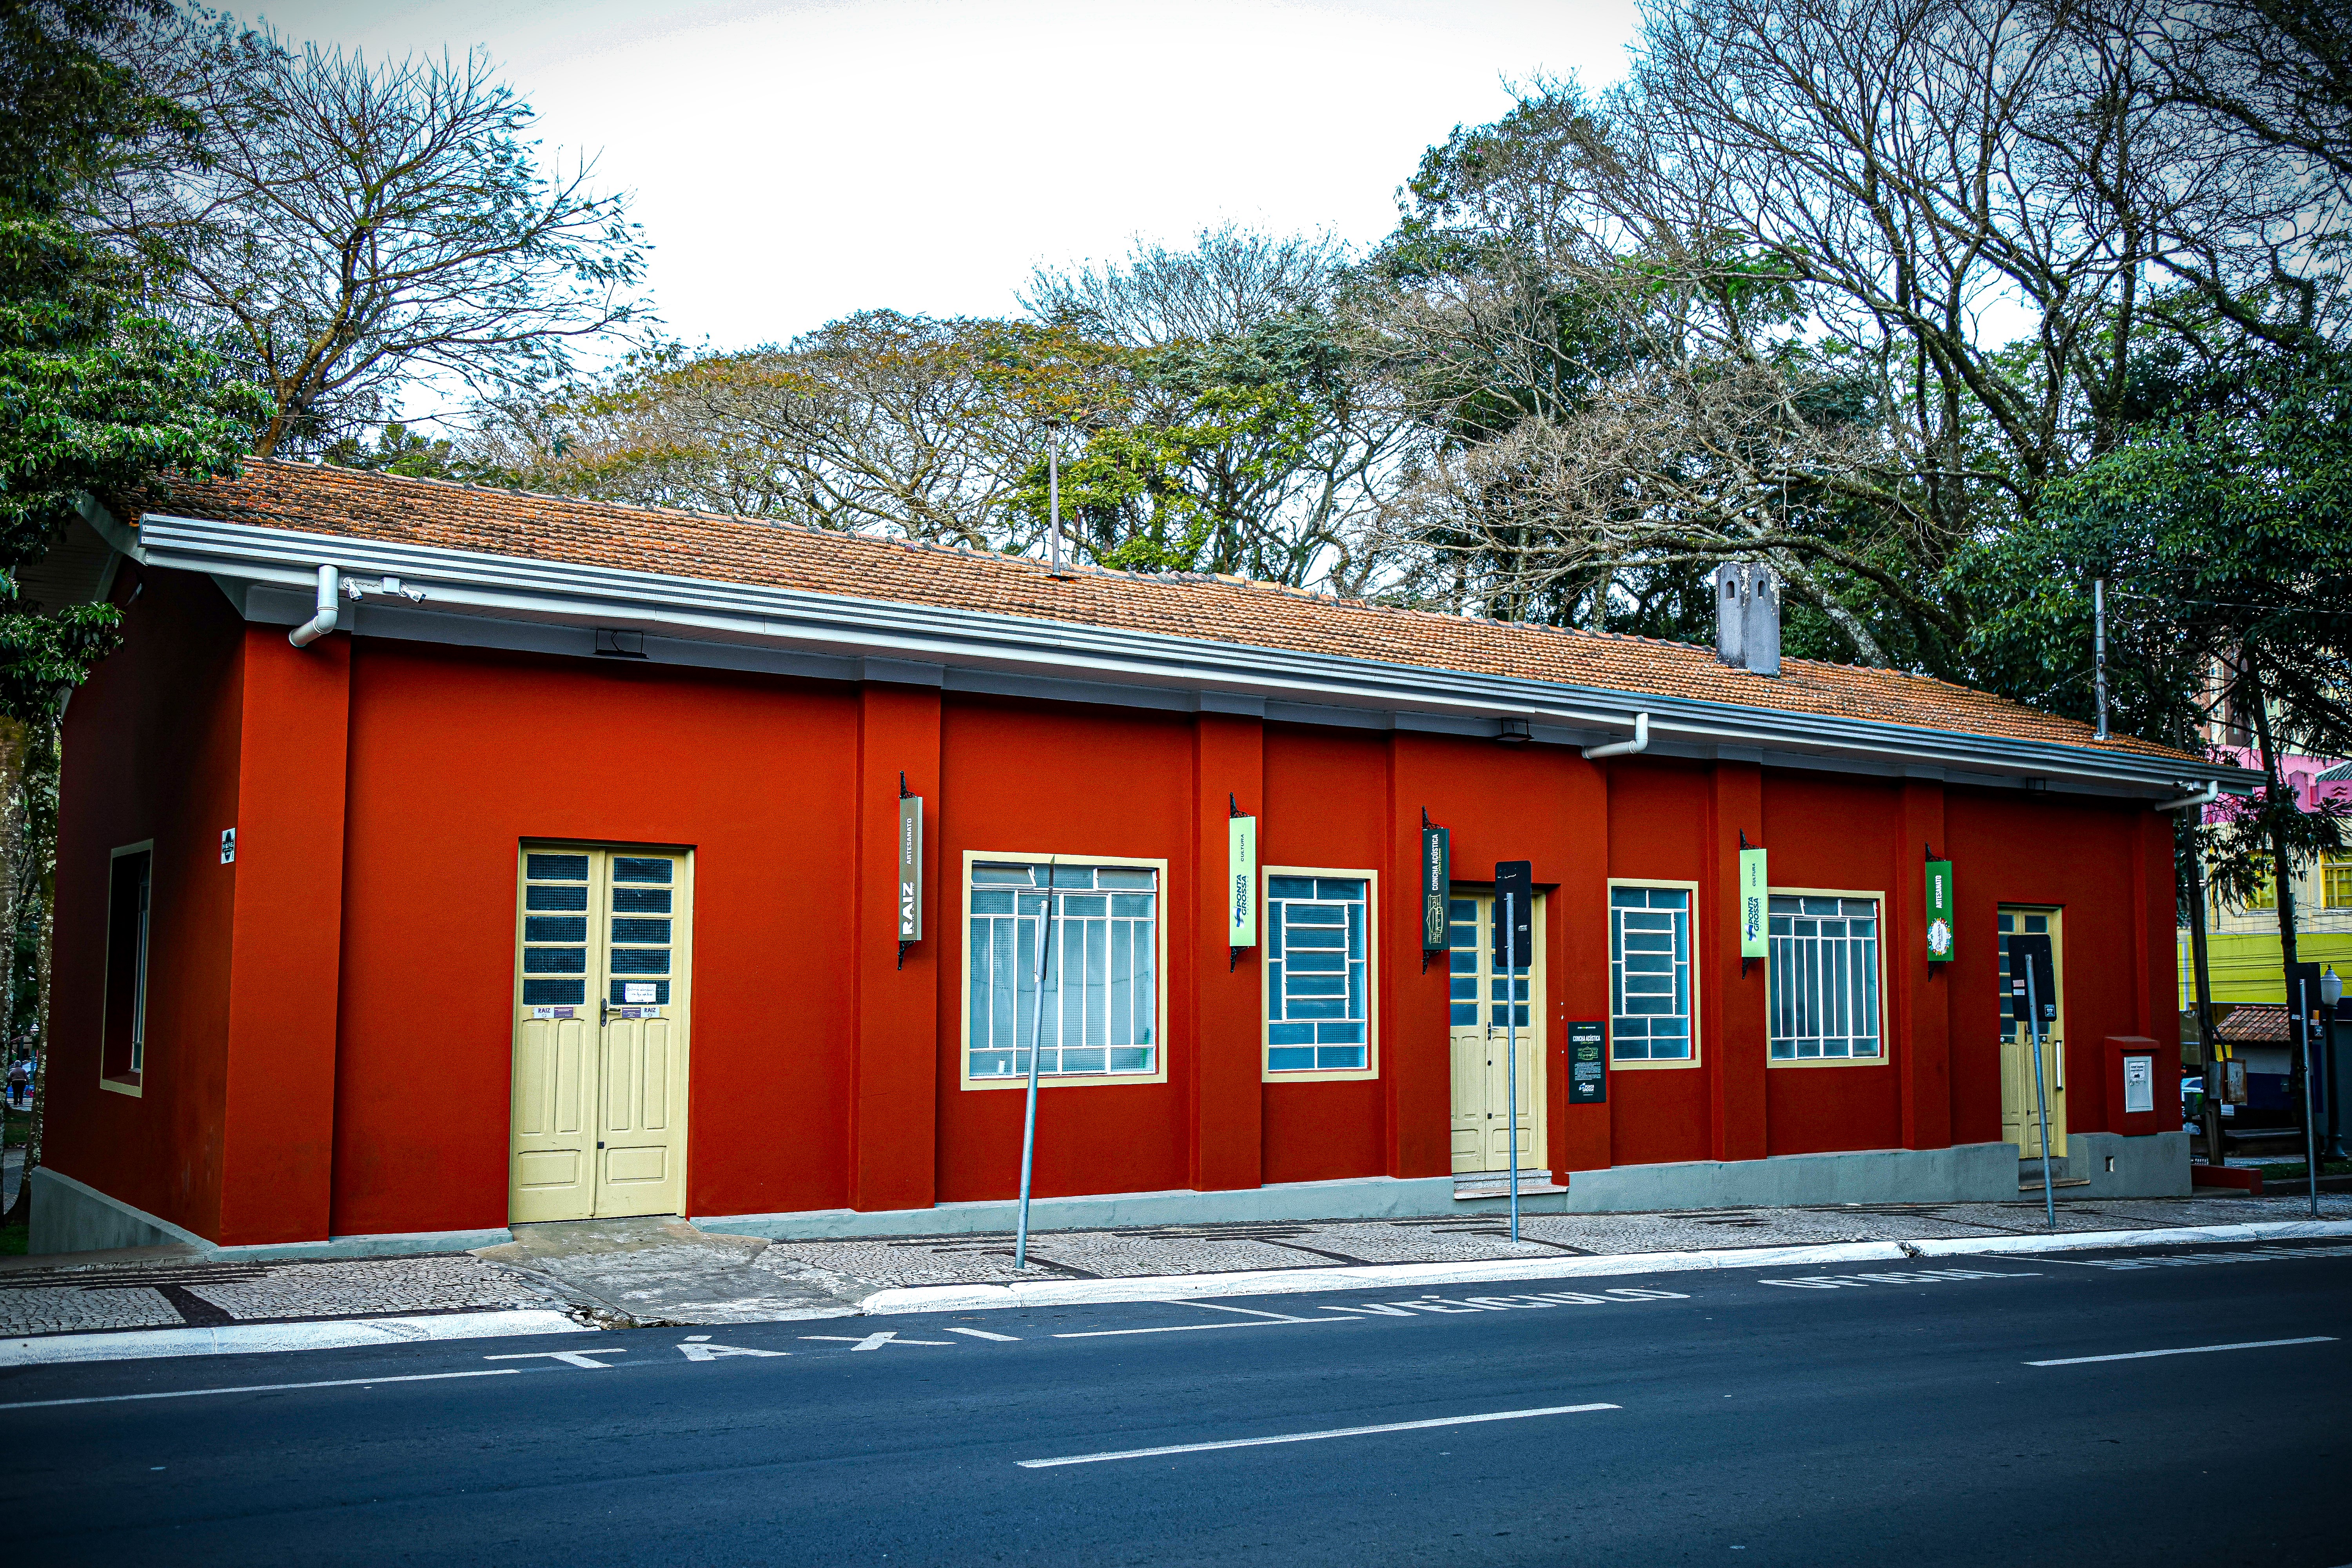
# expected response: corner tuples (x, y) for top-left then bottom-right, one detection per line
(1738, 847), (1768, 959)
(1925, 858), (1955, 963)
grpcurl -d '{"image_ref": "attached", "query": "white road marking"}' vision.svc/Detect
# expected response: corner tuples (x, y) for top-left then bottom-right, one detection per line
(1761, 1270), (2038, 1289)
(2028, 1336), (2336, 1367)
(1171, 1301), (1305, 1320)
(944, 1326), (1021, 1341)
(1054, 1317), (1354, 1339)
(675, 1342), (789, 1361)
(484, 1349), (629, 1369)
(0, 1368), (523, 1412)
(1018, 1402), (1621, 1468)
(800, 1332), (955, 1350)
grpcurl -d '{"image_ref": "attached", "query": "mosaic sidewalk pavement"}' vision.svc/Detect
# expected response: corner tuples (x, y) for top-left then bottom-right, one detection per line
(4, 1191), (2342, 1338)
(758, 1191), (2352, 1290)
(0, 1254), (559, 1339)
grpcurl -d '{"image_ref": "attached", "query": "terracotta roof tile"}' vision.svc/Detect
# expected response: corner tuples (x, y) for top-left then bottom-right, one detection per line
(116, 461), (2192, 761)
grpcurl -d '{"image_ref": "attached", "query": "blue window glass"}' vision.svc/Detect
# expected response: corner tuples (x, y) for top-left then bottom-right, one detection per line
(1266, 876), (1370, 1071)
(1611, 886), (1692, 1061)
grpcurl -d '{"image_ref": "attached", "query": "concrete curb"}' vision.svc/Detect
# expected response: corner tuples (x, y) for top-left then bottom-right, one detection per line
(858, 1219), (2352, 1314)
(0, 1308), (588, 1367)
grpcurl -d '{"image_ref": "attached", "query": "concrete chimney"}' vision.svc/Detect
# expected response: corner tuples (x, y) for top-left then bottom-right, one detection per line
(1713, 563), (1782, 677)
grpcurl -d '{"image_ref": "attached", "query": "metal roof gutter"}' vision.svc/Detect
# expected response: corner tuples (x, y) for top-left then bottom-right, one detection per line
(125, 510), (2252, 802)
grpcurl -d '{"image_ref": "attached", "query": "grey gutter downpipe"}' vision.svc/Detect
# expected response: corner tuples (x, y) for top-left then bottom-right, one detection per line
(288, 565), (340, 648)
(2155, 780), (2221, 813)
(1582, 712), (1650, 760)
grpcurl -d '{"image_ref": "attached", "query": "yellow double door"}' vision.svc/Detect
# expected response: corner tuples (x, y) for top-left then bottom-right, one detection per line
(1447, 892), (1548, 1174)
(509, 846), (693, 1223)
(1997, 906), (2067, 1159)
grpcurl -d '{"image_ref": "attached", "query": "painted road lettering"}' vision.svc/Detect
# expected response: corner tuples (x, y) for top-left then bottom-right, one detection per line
(675, 1341), (789, 1361)
(1319, 1288), (1689, 1316)
(2056, 1243), (2352, 1271)
(1759, 1269), (2037, 1289)
(800, 1331), (956, 1350)
(483, 1348), (630, 1369)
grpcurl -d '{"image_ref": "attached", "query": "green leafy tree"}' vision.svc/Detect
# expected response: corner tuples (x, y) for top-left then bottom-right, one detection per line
(0, 0), (267, 1229)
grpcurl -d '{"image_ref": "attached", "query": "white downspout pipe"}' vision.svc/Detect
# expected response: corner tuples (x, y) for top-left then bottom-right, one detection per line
(289, 564), (340, 648)
(1582, 712), (1650, 760)
(2155, 780), (2221, 813)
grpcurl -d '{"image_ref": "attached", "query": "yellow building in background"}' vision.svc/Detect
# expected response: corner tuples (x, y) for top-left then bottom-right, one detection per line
(2179, 847), (2352, 1005)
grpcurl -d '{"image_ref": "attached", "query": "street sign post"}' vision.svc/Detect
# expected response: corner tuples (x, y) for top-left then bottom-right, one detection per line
(1495, 860), (1533, 1242)
(2009, 932), (2057, 1232)
(1015, 858), (1061, 1271)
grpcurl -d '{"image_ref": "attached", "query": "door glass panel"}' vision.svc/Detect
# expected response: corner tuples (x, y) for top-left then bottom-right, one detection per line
(522, 853), (592, 1006)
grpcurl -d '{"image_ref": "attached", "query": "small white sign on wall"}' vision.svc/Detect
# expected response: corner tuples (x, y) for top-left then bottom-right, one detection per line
(2122, 1054), (2154, 1114)
(220, 828), (236, 864)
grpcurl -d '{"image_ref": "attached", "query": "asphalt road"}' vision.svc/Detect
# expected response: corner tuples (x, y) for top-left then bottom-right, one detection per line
(4, 1240), (2348, 1567)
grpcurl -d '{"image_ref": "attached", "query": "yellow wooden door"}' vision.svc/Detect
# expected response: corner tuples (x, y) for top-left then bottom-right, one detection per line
(1998, 906), (2067, 1159)
(1447, 893), (1548, 1175)
(511, 847), (692, 1223)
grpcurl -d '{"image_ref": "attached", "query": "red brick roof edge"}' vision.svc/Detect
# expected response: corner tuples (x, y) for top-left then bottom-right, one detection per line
(115, 461), (2193, 763)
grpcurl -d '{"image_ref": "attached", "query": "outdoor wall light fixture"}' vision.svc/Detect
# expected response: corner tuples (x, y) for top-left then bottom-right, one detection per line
(1495, 717), (1532, 745)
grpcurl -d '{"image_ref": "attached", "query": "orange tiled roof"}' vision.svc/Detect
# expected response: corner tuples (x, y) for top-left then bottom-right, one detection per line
(118, 461), (2190, 761)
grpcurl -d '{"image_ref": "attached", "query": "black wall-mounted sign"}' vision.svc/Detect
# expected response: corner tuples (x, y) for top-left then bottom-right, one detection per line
(1569, 1021), (1606, 1104)
(1493, 859), (1534, 969)
(1422, 826), (1450, 952)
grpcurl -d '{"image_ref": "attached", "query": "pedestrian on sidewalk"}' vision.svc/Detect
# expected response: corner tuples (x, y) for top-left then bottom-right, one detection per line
(6, 1056), (27, 1109)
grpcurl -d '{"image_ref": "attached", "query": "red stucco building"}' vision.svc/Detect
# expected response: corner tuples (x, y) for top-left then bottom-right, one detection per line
(26, 464), (2225, 1256)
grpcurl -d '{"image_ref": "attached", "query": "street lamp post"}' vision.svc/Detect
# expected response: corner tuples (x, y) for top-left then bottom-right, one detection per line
(2296, 973), (2321, 1220)
(2324, 965), (2345, 1161)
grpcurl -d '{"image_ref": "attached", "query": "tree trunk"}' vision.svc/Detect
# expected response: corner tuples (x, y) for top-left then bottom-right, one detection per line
(2243, 655), (2307, 1151)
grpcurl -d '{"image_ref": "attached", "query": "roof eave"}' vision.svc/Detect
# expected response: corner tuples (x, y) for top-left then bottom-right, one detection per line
(127, 509), (2245, 801)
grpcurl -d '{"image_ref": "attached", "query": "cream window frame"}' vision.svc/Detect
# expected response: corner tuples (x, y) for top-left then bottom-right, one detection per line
(960, 849), (1171, 1091)
(1764, 886), (1891, 1069)
(98, 839), (155, 1098)
(1260, 865), (1381, 1083)
(1608, 877), (1701, 1071)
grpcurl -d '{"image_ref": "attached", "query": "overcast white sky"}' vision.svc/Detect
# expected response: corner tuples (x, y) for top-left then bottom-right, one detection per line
(245, 0), (1642, 351)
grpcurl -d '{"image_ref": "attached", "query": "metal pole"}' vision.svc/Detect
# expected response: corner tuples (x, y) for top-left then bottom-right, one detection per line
(2298, 978), (2320, 1219)
(1014, 859), (1058, 1270)
(2327, 1003), (2345, 1161)
(1505, 891), (1520, 1244)
(2092, 578), (2109, 742)
(2026, 967), (2057, 1232)
(1046, 432), (1064, 575)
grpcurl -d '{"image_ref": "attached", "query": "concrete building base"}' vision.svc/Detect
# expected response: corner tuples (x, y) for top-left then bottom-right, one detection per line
(27, 1167), (512, 1261)
(25, 1134), (2193, 1256)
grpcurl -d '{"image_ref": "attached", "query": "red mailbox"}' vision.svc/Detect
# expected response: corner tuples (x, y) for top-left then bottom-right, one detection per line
(2105, 1035), (2172, 1136)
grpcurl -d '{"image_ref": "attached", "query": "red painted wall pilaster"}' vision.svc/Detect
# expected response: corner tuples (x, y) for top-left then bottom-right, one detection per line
(1552, 755), (1611, 1175)
(1191, 712), (1263, 1191)
(851, 682), (941, 1212)
(1709, 762), (1767, 1162)
(216, 628), (349, 1245)
(1897, 780), (1953, 1149)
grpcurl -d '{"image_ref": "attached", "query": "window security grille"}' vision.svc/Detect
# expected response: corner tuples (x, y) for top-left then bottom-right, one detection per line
(968, 863), (1157, 1079)
(1768, 896), (1881, 1059)
(1611, 886), (1691, 1060)
(1267, 876), (1368, 1071)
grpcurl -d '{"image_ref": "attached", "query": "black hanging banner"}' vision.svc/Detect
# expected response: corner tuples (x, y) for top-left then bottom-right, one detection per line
(1492, 860), (1534, 969)
(1422, 824), (1451, 951)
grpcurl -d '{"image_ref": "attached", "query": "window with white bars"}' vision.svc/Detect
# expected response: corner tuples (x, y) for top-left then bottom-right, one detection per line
(967, 861), (1158, 1080)
(1610, 885), (1692, 1061)
(1768, 895), (1882, 1060)
(1266, 873), (1371, 1074)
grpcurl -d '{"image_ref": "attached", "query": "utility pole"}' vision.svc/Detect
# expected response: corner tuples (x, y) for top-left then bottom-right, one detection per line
(1045, 428), (1066, 577)
(2093, 579), (2109, 742)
